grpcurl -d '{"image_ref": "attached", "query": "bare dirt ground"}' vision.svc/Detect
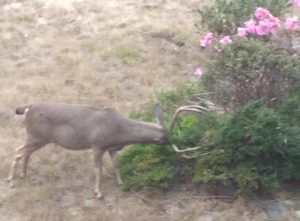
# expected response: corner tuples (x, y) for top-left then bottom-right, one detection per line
(0, 0), (299, 220)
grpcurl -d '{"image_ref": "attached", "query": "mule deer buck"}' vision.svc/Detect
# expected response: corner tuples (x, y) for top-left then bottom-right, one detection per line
(8, 102), (209, 199)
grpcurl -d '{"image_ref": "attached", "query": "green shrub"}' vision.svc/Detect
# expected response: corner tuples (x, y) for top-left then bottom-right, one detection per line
(119, 145), (179, 190)
(194, 101), (300, 194)
(279, 93), (300, 126)
(202, 38), (300, 110)
(170, 112), (225, 152)
(121, 91), (300, 194)
(278, 94), (300, 180)
(197, 0), (291, 35)
(120, 105), (228, 190)
(120, 65), (299, 194)
(121, 85), (203, 190)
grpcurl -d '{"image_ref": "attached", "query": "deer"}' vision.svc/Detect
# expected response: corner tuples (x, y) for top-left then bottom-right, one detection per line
(7, 102), (210, 199)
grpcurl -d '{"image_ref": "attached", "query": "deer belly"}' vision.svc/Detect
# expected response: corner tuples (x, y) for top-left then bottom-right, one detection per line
(52, 126), (91, 150)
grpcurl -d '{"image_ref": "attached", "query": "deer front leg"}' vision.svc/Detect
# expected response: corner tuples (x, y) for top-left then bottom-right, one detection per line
(109, 150), (123, 185)
(94, 167), (103, 199)
(7, 145), (25, 187)
(92, 147), (105, 200)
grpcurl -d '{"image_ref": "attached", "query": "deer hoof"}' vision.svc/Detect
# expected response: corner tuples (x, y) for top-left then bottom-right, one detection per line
(95, 192), (104, 200)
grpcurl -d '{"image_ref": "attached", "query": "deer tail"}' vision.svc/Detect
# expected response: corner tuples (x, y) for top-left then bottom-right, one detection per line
(16, 105), (30, 115)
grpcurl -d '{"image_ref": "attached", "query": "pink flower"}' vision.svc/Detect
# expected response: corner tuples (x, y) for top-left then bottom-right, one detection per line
(285, 16), (299, 30)
(255, 20), (270, 36)
(293, 0), (300, 7)
(194, 68), (203, 77)
(266, 16), (281, 34)
(220, 36), (232, 45)
(255, 7), (272, 20)
(204, 32), (214, 41)
(200, 39), (209, 48)
(237, 27), (248, 37)
(244, 19), (257, 34)
(200, 32), (214, 48)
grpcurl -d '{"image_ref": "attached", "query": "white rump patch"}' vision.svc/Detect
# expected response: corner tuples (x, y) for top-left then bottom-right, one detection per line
(14, 108), (29, 122)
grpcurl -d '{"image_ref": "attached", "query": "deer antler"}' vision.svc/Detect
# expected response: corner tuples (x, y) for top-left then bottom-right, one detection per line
(171, 144), (210, 159)
(169, 104), (211, 159)
(169, 105), (209, 130)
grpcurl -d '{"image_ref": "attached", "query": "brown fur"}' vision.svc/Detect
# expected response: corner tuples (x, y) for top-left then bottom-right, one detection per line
(8, 102), (168, 199)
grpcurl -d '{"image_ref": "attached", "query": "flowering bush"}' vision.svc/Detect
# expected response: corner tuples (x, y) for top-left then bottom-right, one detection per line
(197, 0), (291, 35)
(119, 0), (300, 195)
(236, 7), (298, 37)
(199, 6), (299, 50)
(195, 2), (300, 110)
(192, 0), (300, 195)
(202, 38), (300, 109)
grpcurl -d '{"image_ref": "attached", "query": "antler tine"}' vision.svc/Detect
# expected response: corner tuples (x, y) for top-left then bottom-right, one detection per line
(169, 104), (212, 159)
(182, 105), (210, 111)
(172, 144), (210, 158)
(170, 105), (209, 130)
(171, 144), (204, 153)
(179, 153), (209, 159)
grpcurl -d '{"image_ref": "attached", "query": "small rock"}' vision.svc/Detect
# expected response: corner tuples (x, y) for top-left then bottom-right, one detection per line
(117, 23), (128, 28)
(64, 79), (75, 86)
(265, 202), (285, 220)
(175, 41), (185, 47)
(295, 211), (300, 219)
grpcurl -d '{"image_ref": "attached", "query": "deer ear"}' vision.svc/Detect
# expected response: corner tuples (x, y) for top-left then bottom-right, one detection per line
(155, 104), (165, 128)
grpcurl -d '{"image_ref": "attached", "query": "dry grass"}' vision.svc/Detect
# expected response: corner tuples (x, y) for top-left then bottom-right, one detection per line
(0, 0), (299, 221)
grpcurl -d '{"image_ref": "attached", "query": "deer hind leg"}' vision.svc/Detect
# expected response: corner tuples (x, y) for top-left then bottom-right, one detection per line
(92, 147), (105, 199)
(7, 141), (45, 187)
(109, 150), (123, 185)
(7, 145), (25, 187)
(20, 143), (44, 179)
